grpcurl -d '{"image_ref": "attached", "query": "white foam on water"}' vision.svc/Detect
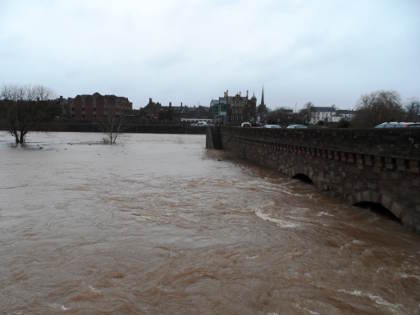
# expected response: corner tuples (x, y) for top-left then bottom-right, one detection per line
(255, 208), (300, 228)
(400, 273), (420, 281)
(49, 303), (70, 311)
(294, 303), (320, 315)
(340, 239), (365, 251)
(276, 186), (305, 197)
(317, 211), (334, 217)
(338, 289), (403, 314)
(89, 285), (102, 295)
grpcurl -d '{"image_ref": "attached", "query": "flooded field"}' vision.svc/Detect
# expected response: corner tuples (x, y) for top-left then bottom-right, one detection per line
(0, 132), (419, 314)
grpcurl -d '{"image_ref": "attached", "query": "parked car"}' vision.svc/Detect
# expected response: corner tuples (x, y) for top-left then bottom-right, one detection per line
(263, 124), (281, 129)
(374, 122), (420, 128)
(375, 122), (400, 128)
(241, 122), (252, 128)
(191, 121), (209, 127)
(286, 124), (308, 129)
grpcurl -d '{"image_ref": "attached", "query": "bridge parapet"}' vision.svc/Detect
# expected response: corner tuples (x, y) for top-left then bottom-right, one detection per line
(220, 127), (420, 159)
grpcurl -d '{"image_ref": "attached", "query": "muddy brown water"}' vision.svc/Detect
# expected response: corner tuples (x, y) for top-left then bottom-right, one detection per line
(0, 132), (419, 315)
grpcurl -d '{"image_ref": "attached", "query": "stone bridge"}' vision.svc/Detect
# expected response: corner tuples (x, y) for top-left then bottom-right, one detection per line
(206, 126), (420, 232)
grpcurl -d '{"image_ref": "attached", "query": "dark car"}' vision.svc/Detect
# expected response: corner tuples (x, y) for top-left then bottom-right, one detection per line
(286, 124), (308, 129)
(375, 122), (420, 128)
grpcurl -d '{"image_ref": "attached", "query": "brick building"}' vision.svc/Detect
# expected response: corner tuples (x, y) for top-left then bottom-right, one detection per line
(61, 92), (132, 120)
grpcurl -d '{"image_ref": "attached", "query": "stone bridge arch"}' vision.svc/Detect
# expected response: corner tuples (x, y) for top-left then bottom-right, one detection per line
(282, 163), (324, 188)
(351, 190), (403, 221)
(292, 173), (314, 184)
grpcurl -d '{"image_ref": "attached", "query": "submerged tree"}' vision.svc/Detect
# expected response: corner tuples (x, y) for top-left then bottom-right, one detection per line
(98, 106), (127, 145)
(351, 90), (406, 128)
(0, 85), (59, 144)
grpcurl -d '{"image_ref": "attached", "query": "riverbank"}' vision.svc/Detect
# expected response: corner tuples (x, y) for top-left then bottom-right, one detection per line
(0, 122), (207, 134)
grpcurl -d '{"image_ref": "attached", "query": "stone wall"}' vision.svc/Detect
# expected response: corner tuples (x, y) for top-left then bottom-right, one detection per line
(209, 127), (420, 232)
(0, 122), (207, 134)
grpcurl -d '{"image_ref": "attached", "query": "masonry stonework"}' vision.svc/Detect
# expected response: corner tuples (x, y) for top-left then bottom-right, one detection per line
(207, 127), (420, 232)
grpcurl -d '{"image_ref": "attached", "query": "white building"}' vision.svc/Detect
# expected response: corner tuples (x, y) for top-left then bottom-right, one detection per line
(332, 110), (355, 122)
(310, 107), (355, 124)
(309, 107), (336, 124)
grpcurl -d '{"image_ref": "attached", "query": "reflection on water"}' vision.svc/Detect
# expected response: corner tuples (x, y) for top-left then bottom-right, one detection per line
(0, 132), (419, 314)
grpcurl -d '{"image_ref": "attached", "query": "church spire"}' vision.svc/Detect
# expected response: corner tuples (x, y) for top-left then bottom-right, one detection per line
(261, 86), (265, 106)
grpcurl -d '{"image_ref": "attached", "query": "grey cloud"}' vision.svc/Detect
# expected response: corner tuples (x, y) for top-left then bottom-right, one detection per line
(0, 0), (419, 109)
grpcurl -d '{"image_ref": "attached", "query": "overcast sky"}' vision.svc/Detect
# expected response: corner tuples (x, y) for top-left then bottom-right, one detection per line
(0, 0), (419, 109)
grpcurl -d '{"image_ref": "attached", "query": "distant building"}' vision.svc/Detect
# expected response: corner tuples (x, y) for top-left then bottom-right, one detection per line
(137, 98), (213, 123)
(210, 98), (228, 120)
(309, 106), (336, 124)
(142, 98), (162, 120)
(333, 109), (355, 122)
(265, 107), (295, 125)
(279, 108), (294, 114)
(210, 90), (257, 125)
(61, 92), (132, 120)
(309, 106), (355, 124)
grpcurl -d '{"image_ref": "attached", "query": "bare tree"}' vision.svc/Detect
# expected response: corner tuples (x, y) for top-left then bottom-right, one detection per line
(1, 84), (55, 101)
(257, 103), (268, 122)
(406, 99), (420, 122)
(266, 107), (294, 125)
(98, 107), (126, 145)
(351, 90), (406, 128)
(0, 84), (58, 144)
(297, 102), (314, 124)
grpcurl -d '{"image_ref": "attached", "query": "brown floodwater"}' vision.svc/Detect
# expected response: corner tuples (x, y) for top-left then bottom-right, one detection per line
(0, 132), (419, 315)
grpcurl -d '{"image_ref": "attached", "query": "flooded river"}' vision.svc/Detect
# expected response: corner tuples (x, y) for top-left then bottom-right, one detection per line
(0, 132), (419, 314)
